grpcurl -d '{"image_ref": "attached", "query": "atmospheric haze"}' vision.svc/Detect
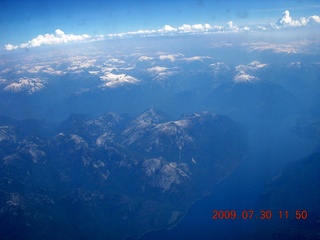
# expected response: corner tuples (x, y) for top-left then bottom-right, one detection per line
(0, 2), (320, 240)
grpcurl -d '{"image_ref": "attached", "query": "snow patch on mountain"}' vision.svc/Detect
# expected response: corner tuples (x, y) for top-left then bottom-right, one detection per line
(100, 72), (139, 87)
(3, 77), (46, 94)
(234, 61), (268, 83)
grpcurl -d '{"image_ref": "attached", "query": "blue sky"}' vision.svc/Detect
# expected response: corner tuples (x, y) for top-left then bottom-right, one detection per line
(1, 0), (320, 49)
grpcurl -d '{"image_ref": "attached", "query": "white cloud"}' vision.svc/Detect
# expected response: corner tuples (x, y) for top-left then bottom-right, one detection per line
(273, 10), (320, 28)
(158, 25), (177, 33)
(92, 35), (105, 41)
(227, 21), (239, 31)
(309, 15), (320, 24)
(204, 23), (211, 29)
(178, 24), (193, 32)
(257, 26), (267, 31)
(158, 23), (212, 33)
(108, 29), (157, 38)
(178, 23), (212, 33)
(5, 11), (320, 51)
(107, 23), (221, 39)
(4, 44), (18, 51)
(5, 29), (93, 50)
(277, 10), (302, 27)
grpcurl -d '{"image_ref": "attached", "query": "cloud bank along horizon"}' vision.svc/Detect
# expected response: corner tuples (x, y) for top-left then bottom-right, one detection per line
(4, 10), (320, 51)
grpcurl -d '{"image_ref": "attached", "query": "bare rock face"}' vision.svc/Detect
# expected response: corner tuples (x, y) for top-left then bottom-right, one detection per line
(0, 108), (248, 240)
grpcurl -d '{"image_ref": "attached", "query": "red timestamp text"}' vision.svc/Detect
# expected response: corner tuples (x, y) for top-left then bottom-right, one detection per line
(212, 210), (308, 220)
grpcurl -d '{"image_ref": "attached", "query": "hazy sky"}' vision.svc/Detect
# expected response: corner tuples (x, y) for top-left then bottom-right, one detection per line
(1, 0), (320, 48)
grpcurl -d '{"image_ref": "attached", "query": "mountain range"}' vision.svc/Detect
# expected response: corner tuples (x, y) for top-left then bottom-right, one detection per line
(0, 108), (248, 239)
